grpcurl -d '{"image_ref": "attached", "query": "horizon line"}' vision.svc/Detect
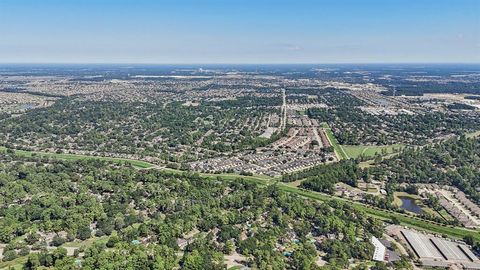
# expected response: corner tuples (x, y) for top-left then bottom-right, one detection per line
(1, 62), (480, 66)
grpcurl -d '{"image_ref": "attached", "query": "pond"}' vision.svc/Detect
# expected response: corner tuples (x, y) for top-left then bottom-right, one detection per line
(21, 103), (35, 110)
(399, 196), (424, 214)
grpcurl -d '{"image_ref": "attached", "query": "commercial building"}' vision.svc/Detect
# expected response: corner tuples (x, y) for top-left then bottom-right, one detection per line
(401, 229), (480, 269)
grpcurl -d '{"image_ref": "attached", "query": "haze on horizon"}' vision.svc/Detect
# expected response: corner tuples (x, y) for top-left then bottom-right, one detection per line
(0, 0), (479, 64)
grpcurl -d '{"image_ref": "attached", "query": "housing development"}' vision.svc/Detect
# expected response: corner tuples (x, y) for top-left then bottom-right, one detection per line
(0, 64), (479, 270)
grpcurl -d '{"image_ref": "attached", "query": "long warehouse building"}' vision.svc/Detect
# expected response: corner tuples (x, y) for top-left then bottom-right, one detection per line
(401, 230), (480, 269)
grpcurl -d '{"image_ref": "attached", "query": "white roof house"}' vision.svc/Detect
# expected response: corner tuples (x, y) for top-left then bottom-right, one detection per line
(371, 236), (386, 262)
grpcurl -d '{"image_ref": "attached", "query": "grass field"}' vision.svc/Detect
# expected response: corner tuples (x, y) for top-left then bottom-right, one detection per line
(0, 256), (26, 270)
(320, 124), (403, 160)
(61, 235), (110, 248)
(342, 144), (404, 159)
(322, 126), (348, 160)
(286, 179), (304, 187)
(437, 209), (456, 222)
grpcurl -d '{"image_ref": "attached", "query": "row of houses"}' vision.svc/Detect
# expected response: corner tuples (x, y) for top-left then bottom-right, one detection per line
(455, 191), (480, 218)
(437, 193), (478, 229)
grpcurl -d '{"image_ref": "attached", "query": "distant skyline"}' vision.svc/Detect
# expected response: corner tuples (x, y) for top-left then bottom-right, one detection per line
(0, 0), (479, 64)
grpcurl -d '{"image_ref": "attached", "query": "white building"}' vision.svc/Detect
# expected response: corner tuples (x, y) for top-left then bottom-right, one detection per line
(371, 236), (386, 262)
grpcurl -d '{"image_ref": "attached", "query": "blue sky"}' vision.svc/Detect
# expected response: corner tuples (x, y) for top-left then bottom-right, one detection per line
(0, 0), (479, 63)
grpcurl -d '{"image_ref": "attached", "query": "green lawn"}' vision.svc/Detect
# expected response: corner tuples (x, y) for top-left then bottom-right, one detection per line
(61, 235), (110, 248)
(0, 256), (27, 270)
(320, 123), (402, 160)
(342, 144), (404, 159)
(437, 209), (456, 222)
(322, 126), (348, 160)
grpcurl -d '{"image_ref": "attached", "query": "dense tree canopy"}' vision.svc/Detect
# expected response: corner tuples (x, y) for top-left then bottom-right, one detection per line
(0, 153), (381, 269)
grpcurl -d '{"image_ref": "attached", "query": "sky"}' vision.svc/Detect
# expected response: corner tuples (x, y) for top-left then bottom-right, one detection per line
(0, 0), (479, 64)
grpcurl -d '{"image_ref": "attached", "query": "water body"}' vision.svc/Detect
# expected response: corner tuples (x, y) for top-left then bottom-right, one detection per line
(21, 103), (35, 110)
(399, 196), (424, 214)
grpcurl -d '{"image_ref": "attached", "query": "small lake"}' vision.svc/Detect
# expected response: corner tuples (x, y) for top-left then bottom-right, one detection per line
(21, 103), (35, 110)
(399, 196), (424, 214)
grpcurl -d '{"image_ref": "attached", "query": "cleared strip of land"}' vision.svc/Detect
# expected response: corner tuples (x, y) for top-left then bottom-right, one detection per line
(322, 126), (348, 159)
(342, 144), (404, 159)
(0, 147), (154, 168)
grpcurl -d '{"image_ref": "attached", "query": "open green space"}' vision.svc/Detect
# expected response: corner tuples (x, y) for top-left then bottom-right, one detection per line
(322, 125), (348, 160)
(437, 209), (456, 222)
(319, 123), (403, 160)
(61, 235), (110, 248)
(342, 144), (404, 159)
(0, 256), (27, 270)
